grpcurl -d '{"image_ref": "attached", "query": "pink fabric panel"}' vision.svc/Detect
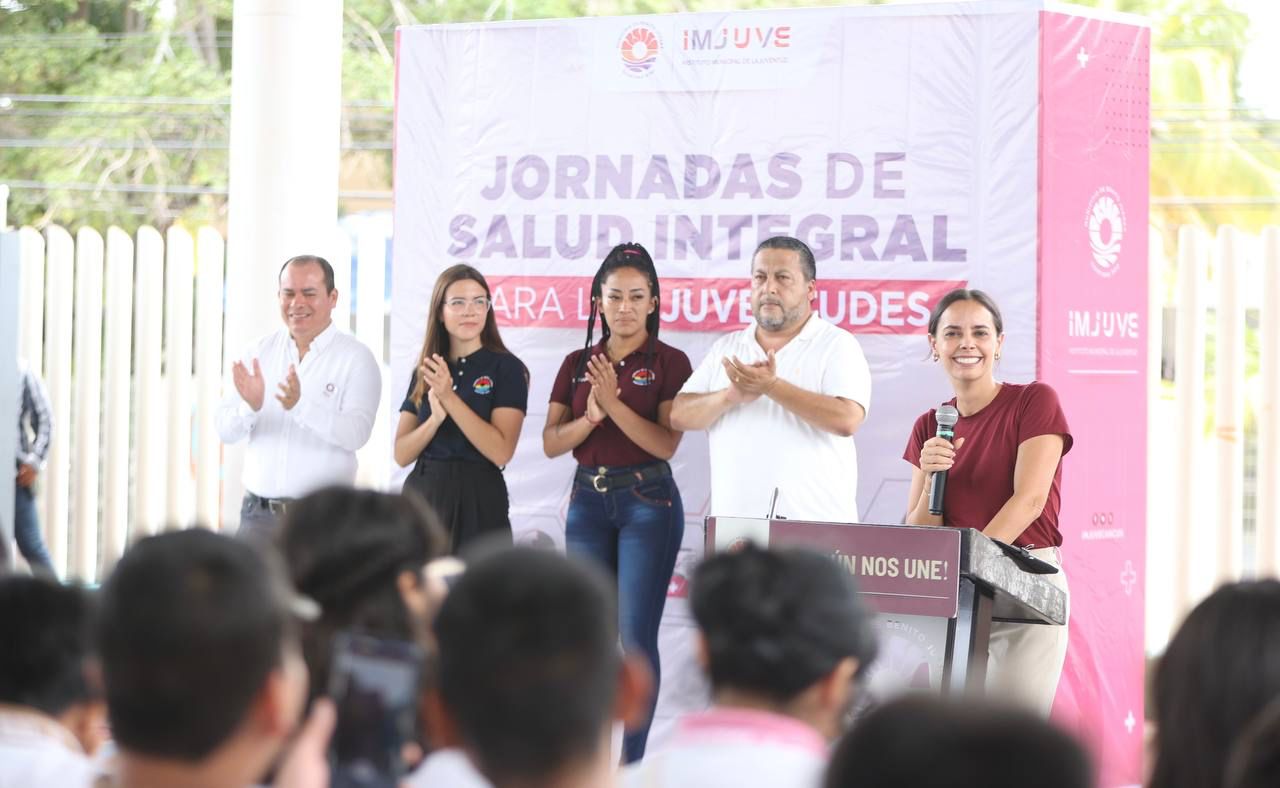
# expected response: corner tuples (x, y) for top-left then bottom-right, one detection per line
(1038, 11), (1150, 787)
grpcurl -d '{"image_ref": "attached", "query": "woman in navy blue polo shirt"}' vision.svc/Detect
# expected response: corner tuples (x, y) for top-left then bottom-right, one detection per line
(543, 242), (692, 763)
(396, 264), (528, 553)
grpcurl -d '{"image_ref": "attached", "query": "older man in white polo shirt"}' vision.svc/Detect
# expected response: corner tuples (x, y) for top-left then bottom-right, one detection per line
(671, 237), (871, 523)
(216, 254), (381, 544)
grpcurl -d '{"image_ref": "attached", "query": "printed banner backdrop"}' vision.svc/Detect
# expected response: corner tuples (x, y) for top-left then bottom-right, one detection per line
(1038, 11), (1150, 786)
(392, 3), (1147, 783)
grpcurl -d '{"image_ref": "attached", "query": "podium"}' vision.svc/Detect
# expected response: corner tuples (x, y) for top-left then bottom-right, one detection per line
(704, 518), (1067, 696)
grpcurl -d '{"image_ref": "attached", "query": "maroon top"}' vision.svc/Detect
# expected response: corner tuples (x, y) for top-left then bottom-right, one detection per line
(549, 338), (692, 468)
(903, 382), (1073, 549)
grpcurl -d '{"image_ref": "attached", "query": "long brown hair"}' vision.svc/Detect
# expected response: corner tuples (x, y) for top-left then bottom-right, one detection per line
(410, 264), (513, 407)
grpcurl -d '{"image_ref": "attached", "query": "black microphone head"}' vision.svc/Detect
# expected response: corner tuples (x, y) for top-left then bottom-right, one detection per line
(935, 404), (960, 428)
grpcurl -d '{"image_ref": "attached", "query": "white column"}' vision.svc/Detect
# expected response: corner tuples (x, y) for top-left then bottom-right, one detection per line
(102, 228), (134, 571)
(133, 227), (166, 537)
(355, 226), (389, 489)
(164, 228), (195, 528)
(43, 226), (75, 576)
(0, 231), (20, 567)
(195, 228), (226, 529)
(1257, 226), (1280, 576)
(1146, 227), (1168, 647)
(1172, 226), (1207, 623)
(71, 228), (104, 582)
(18, 227), (45, 373)
(1214, 226), (1245, 583)
(224, 0), (343, 523)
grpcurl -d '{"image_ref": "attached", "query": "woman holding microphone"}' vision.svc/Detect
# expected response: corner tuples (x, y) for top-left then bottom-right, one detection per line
(903, 288), (1073, 716)
(543, 242), (691, 763)
(396, 264), (528, 554)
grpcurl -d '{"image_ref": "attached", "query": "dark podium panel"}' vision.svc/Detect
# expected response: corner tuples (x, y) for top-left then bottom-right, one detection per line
(704, 517), (1067, 696)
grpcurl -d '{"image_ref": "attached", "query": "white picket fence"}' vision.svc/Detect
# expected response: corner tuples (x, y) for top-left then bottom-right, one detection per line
(1148, 224), (1280, 645)
(12, 222), (391, 583)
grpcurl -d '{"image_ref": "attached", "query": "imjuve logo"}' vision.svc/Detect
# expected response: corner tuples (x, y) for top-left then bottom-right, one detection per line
(619, 24), (661, 77)
(1085, 186), (1126, 278)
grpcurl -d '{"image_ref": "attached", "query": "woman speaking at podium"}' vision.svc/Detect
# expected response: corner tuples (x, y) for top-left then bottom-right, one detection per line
(902, 288), (1073, 716)
(542, 242), (692, 763)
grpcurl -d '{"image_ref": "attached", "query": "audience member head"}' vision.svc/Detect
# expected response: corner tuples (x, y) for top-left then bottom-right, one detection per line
(279, 486), (447, 703)
(97, 529), (309, 784)
(433, 548), (649, 787)
(0, 574), (105, 753)
(1150, 579), (1280, 788)
(690, 544), (878, 740)
(1225, 696), (1280, 788)
(824, 695), (1093, 788)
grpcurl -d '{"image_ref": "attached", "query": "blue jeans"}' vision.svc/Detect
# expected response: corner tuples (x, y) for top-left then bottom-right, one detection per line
(14, 484), (55, 576)
(237, 493), (283, 551)
(564, 464), (684, 764)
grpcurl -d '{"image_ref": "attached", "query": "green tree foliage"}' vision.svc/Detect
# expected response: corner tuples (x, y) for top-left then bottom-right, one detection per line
(1, 0), (231, 230)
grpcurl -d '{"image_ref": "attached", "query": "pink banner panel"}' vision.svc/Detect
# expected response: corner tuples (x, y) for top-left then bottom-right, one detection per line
(1038, 11), (1150, 787)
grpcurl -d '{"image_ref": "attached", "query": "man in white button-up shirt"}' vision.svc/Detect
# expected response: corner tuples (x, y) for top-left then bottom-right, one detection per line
(216, 255), (381, 543)
(671, 236), (871, 523)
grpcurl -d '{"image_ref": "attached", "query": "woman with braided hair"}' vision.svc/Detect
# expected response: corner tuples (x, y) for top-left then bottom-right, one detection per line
(543, 242), (692, 763)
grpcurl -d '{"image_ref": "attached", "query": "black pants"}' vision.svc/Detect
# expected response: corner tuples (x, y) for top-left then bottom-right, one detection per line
(403, 459), (512, 555)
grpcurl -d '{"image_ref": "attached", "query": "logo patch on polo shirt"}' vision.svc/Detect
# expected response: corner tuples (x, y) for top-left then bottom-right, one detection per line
(472, 376), (494, 395)
(631, 368), (656, 387)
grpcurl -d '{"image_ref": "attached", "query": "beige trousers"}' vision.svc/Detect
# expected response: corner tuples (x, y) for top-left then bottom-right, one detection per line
(985, 546), (1070, 717)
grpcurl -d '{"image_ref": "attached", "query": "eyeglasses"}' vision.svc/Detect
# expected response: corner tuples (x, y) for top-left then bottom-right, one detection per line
(444, 296), (491, 313)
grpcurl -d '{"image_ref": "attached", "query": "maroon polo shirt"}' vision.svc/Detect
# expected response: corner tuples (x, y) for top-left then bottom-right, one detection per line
(903, 382), (1073, 549)
(549, 338), (692, 468)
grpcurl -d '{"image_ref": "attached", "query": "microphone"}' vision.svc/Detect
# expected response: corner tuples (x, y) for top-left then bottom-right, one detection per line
(928, 404), (960, 516)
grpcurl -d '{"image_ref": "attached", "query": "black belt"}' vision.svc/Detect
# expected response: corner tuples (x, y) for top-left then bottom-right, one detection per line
(246, 491), (293, 516)
(574, 462), (670, 494)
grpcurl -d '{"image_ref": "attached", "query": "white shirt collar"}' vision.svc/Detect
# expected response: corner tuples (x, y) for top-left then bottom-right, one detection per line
(753, 310), (820, 350)
(289, 320), (338, 357)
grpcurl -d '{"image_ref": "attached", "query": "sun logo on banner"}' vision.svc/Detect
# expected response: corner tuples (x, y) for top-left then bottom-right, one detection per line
(631, 368), (656, 387)
(1086, 186), (1126, 278)
(619, 24), (661, 77)
(472, 376), (494, 395)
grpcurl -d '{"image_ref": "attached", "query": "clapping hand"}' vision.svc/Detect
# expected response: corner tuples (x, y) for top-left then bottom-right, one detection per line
(584, 355), (622, 413)
(426, 386), (448, 425)
(276, 365), (301, 410)
(232, 359), (266, 411)
(421, 354), (456, 405)
(721, 351), (778, 404)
